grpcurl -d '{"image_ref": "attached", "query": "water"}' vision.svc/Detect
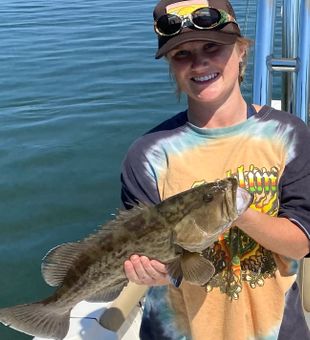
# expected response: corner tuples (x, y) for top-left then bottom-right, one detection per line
(0, 1), (282, 339)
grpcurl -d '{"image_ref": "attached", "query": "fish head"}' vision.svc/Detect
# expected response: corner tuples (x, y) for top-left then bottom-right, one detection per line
(172, 177), (253, 252)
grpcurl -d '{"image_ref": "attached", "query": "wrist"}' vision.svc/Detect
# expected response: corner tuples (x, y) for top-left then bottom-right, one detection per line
(235, 207), (254, 230)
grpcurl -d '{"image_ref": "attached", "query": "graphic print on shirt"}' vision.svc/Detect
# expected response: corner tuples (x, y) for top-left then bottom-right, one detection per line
(199, 164), (279, 300)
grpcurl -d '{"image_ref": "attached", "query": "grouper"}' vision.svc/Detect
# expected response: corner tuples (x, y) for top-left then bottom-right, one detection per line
(0, 177), (252, 339)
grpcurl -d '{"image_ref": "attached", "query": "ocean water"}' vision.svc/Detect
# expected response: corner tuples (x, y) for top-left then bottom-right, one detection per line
(0, 1), (283, 339)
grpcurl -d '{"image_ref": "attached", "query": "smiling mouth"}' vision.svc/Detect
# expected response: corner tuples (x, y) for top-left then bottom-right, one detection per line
(191, 72), (219, 83)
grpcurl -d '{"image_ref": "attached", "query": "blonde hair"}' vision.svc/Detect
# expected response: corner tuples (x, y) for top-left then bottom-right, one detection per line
(236, 36), (252, 83)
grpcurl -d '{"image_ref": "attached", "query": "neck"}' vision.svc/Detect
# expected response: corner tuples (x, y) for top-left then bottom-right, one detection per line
(187, 92), (248, 129)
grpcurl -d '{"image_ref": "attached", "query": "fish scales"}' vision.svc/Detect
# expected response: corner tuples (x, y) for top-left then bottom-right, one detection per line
(0, 177), (253, 339)
(48, 210), (175, 309)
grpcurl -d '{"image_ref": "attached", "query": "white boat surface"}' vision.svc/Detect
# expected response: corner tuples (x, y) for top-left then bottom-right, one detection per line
(33, 300), (143, 340)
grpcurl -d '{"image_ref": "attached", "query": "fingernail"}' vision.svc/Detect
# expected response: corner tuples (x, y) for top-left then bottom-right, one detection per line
(130, 254), (139, 261)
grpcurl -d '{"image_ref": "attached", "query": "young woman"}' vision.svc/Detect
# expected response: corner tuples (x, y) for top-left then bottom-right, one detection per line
(121, 0), (310, 339)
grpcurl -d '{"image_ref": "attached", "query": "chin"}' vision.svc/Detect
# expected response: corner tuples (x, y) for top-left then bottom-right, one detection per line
(195, 93), (222, 103)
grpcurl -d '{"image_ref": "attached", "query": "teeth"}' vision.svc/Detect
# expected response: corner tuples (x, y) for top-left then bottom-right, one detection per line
(193, 73), (218, 82)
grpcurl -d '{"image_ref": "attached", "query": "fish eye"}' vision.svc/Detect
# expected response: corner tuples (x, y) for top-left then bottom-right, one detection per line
(203, 193), (213, 202)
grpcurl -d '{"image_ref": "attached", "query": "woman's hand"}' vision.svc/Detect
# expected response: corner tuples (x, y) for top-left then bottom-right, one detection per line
(124, 255), (170, 286)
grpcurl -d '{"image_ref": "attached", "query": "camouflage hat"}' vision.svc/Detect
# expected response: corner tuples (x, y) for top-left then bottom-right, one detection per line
(154, 0), (241, 59)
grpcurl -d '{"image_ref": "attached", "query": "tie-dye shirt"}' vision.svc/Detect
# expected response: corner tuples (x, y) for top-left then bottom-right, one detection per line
(121, 105), (310, 340)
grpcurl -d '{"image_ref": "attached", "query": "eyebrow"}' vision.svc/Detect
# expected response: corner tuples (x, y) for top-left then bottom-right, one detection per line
(174, 42), (221, 50)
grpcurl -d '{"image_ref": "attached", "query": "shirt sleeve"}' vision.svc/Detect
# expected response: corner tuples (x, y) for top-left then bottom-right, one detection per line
(120, 110), (187, 209)
(277, 117), (310, 255)
(120, 138), (161, 209)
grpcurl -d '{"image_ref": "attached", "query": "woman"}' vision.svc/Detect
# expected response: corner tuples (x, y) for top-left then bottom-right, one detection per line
(121, 0), (310, 339)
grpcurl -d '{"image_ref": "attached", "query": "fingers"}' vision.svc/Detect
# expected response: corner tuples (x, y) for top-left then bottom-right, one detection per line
(149, 258), (168, 274)
(124, 258), (140, 282)
(124, 255), (170, 286)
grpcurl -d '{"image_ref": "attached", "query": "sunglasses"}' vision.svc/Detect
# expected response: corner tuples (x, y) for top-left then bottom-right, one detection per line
(154, 7), (238, 37)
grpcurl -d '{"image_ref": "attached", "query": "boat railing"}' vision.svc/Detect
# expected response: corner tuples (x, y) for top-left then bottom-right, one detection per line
(253, 0), (310, 124)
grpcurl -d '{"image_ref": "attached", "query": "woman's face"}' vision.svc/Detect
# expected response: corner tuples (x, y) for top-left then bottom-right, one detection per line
(167, 41), (245, 107)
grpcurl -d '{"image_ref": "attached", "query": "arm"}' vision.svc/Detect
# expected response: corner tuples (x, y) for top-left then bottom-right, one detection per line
(236, 113), (310, 261)
(236, 209), (310, 260)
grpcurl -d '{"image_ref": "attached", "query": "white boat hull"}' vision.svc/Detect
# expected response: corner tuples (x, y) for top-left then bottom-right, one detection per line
(33, 300), (142, 340)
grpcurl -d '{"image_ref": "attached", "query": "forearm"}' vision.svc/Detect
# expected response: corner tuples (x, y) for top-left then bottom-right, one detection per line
(236, 208), (310, 260)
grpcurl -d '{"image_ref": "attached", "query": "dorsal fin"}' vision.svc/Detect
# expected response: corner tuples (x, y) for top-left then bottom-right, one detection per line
(84, 203), (149, 242)
(41, 203), (149, 287)
(113, 204), (148, 224)
(41, 242), (86, 287)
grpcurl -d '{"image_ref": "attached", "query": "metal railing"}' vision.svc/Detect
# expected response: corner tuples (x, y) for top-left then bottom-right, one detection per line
(252, 0), (310, 124)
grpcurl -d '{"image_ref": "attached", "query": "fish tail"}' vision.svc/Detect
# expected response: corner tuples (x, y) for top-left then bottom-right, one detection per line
(0, 302), (71, 340)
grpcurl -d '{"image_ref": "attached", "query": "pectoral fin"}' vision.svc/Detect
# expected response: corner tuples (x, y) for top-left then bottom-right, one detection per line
(166, 256), (183, 286)
(180, 251), (215, 286)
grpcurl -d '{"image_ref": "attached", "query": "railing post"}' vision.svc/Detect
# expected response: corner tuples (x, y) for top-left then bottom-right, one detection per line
(282, 0), (300, 113)
(295, 0), (310, 123)
(252, 0), (277, 106)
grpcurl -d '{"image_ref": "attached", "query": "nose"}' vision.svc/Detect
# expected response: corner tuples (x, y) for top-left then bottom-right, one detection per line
(191, 50), (209, 70)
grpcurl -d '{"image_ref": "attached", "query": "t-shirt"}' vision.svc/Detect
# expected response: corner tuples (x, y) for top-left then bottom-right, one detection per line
(121, 105), (310, 340)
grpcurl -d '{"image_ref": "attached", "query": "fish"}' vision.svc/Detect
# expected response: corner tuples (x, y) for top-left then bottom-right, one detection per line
(0, 177), (252, 339)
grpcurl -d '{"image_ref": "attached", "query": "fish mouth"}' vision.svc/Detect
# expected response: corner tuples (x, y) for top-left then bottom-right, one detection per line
(236, 187), (253, 215)
(191, 72), (220, 84)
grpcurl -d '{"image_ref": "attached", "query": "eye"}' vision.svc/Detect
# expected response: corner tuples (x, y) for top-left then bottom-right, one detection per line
(204, 43), (220, 53)
(171, 49), (191, 60)
(203, 193), (213, 202)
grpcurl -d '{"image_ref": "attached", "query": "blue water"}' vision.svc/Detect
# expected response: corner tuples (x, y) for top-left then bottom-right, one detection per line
(0, 1), (282, 339)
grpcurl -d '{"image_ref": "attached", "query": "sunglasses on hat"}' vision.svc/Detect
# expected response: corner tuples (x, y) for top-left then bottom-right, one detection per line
(154, 7), (238, 37)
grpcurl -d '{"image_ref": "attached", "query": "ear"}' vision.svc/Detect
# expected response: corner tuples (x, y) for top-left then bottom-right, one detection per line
(238, 45), (247, 63)
(235, 38), (250, 62)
